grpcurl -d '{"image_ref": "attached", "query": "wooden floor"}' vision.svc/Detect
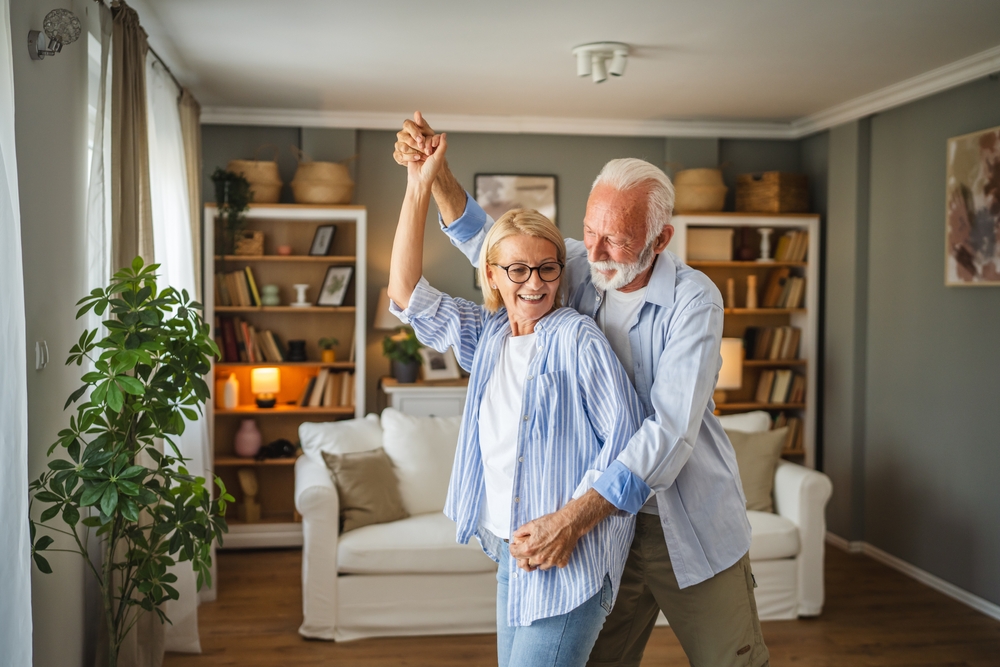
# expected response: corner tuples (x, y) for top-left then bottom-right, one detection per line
(164, 546), (1000, 666)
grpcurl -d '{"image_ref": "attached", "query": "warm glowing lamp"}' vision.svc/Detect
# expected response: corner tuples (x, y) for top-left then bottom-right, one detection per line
(251, 367), (280, 408)
(713, 338), (744, 405)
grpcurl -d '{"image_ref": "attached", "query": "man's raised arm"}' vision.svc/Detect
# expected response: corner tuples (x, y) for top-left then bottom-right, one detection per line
(393, 112), (467, 225)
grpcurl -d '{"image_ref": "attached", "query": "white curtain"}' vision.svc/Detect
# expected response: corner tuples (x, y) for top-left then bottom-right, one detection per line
(145, 55), (207, 655)
(0, 0), (33, 664)
(87, 4), (113, 302)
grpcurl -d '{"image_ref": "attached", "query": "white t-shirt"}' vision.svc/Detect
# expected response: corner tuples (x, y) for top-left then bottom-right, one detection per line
(598, 286), (659, 514)
(598, 286), (646, 386)
(478, 333), (538, 539)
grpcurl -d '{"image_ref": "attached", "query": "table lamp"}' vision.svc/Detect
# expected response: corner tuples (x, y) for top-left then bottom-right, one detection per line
(713, 338), (744, 405)
(374, 288), (400, 331)
(251, 367), (280, 408)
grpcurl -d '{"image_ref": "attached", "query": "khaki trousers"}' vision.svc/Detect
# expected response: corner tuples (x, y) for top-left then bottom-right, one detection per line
(588, 513), (769, 667)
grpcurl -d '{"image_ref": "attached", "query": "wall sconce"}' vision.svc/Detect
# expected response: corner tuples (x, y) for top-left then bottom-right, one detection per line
(573, 42), (629, 84)
(713, 338), (744, 405)
(28, 9), (82, 61)
(251, 367), (280, 408)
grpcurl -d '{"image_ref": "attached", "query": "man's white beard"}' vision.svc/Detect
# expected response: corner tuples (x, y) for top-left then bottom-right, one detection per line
(590, 241), (656, 291)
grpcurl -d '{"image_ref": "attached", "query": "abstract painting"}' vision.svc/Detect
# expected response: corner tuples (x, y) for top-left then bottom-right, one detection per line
(474, 174), (557, 225)
(946, 125), (1000, 285)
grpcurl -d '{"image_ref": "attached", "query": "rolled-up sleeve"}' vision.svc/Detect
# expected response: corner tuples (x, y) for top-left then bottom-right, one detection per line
(389, 277), (485, 372)
(439, 193), (492, 265)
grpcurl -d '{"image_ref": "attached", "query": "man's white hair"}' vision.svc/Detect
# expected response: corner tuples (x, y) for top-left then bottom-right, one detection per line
(591, 158), (675, 245)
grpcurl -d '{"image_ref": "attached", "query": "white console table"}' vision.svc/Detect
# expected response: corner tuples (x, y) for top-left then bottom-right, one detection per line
(379, 377), (469, 417)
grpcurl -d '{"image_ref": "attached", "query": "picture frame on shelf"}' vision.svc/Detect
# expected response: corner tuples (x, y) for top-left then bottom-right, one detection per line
(309, 224), (336, 256)
(474, 174), (557, 226)
(419, 346), (461, 381)
(317, 266), (353, 306)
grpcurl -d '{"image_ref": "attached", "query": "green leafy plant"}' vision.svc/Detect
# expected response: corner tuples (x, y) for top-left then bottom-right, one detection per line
(211, 168), (252, 254)
(28, 257), (232, 667)
(381, 327), (423, 365)
(318, 336), (339, 350)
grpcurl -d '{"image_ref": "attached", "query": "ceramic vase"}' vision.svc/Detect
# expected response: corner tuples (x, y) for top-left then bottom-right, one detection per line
(234, 419), (262, 458)
(223, 373), (240, 409)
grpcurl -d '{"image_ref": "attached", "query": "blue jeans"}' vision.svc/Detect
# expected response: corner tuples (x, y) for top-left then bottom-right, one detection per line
(493, 537), (612, 667)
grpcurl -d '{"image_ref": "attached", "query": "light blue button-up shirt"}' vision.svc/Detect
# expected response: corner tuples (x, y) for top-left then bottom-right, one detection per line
(391, 279), (644, 626)
(440, 195), (752, 589)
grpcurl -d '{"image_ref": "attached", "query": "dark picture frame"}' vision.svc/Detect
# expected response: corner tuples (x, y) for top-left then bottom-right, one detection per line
(316, 266), (353, 306)
(474, 174), (558, 226)
(309, 224), (337, 256)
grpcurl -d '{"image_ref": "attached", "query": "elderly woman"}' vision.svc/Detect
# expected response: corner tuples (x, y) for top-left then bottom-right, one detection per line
(387, 135), (643, 667)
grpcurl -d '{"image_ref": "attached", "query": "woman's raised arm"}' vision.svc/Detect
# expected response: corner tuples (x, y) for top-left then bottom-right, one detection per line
(387, 134), (447, 309)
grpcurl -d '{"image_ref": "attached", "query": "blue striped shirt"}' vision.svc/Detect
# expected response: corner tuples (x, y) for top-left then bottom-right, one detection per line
(391, 278), (644, 627)
(440, 195), (753, 589)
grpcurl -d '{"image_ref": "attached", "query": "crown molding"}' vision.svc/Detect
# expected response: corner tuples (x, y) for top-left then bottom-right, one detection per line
(200, 107), (799, 139)
(791, 44), (1000, 137)
(202, 45), (1000, 141)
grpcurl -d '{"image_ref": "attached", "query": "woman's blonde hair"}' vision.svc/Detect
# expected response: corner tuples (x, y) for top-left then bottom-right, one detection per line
(477, 209), (566, 313)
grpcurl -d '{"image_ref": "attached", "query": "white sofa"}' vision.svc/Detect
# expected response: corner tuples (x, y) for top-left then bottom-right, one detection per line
(295, 410), (832, 641)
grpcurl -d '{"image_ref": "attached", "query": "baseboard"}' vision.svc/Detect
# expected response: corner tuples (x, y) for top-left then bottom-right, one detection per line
(825, 532), (1000, 622)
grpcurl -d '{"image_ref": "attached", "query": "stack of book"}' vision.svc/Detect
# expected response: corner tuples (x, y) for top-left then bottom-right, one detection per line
(773, 412), (804, 453)
(743, 326), (801, 361)
(761, 267), (806, 309)
(216, 316), (285, 363)
(754, 370), (806, 405)
(215, 267), (262, 307)
(299, 369), (355, 408)
(773, 230), (809, 262)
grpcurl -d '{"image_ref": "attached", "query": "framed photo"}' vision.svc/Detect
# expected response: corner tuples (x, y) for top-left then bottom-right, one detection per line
(309, 224), (337, 256)
(316, 266), (353, 306)
(945, 124), (1000, 285)
(419, 347), (461, 381)
(474, 174), (557, 226)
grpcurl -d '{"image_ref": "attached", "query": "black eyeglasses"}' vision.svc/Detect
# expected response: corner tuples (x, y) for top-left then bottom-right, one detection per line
(492, 262), (564, 284)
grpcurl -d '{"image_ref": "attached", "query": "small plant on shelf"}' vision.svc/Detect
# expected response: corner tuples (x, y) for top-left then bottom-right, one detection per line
(318, 336), (339, 363)
(28, 257), (232, 667)
(382, 327), (423, 383)
(211, 168), (252, 255)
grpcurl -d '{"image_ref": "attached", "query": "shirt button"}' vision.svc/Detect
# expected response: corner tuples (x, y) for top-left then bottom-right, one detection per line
(514, 497), (520, 503)
(518, 456), (524, 462)
(527, 375), (533, 380)
(523, 415), (528, 421)
(513, 572), (518, 579)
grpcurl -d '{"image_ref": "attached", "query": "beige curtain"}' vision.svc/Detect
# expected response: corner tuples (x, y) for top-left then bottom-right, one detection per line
(111, 1), (154, 271)
(178, 89), (202, 299)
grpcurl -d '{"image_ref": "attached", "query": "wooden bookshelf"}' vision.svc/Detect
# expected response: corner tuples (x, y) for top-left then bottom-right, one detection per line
(672, 213), (819, 466)
(205, 204), (367, 548)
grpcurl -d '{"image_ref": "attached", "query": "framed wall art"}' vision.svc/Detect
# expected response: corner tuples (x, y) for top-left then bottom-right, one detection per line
(474, 174), (557, 226)
(316, 266), (353, 306)
(945, 125), (1000, 285)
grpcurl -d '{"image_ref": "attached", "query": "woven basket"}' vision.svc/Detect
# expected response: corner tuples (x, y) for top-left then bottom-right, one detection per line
(233, 230), (264, 256)
(675, 184), (727, 212)
(248, 182), (282, 204)
(674, 168), (725, 187)
(291, 147), (354, 204)
(736, 172), (808, 213)
(228, 145), (283, 204)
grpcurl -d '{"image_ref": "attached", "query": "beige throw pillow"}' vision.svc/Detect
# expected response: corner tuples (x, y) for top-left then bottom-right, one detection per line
(322, 447), (409, 533)
(726, 427), (788, 513)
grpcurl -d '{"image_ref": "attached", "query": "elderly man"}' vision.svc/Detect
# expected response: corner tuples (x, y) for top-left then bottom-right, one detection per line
(394, 113), (769, 667)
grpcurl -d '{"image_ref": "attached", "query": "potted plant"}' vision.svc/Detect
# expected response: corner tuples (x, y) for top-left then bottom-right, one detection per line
(382, 327), (423, 383)
(211, 168), (252, 255)
(318, 336), (339, 363)
(28, 258), (232, 666)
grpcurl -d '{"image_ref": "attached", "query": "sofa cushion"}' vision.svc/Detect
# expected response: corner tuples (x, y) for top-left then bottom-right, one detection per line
(338, 512), (496, 575)
(728, 427), (788, 512)
(380, 408), (461, 516)
(718, 410), (772, 433)
(747, 510), (800, 560)
(299, 414), (382, 465)
(322, 447), (409, 533)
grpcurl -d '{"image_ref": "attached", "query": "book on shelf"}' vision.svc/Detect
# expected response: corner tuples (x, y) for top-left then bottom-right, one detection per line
(217, 268), (261, 307)
(761, 267), (791, 308)
(755, 370), (775, 404)
(743, 326), (801, 360)
(217, 316), (286, 363)
(774, 230), (809, 262)
(787, 374), (806, 404)
(322, 371), (337, 406)
(780, 327), (801, 360)
(299, 376), (317, 406)
(309, 369), (330, 407)
(244, 266), (262, 307)
(769, 369), (793, 403)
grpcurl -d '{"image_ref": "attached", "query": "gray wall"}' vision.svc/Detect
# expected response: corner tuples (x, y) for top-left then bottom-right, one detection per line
(863, 77), (1000, 604)
(11, 0), (93, 665)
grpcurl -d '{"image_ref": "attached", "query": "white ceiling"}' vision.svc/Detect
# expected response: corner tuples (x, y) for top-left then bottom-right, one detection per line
(136, 0), (1000, 137)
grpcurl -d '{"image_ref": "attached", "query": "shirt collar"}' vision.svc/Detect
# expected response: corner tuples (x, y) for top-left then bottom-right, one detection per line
(594, 251), (678, 310)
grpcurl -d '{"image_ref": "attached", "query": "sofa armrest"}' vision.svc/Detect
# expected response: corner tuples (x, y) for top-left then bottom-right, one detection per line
(773, 460), (833, 616)
(295, 455), (342, 639)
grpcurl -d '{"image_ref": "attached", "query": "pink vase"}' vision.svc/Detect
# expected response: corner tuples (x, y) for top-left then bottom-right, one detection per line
(234, 419), (262, 458)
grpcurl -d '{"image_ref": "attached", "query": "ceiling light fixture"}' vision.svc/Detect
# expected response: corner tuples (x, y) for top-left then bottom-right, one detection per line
(28, 8), (82, 61)
(572, 42), (629, 84)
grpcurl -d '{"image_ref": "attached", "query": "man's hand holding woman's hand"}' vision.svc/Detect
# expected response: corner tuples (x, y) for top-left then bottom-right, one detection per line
(395, 111), (437, 165)
(405, 130), (447, 191)
(509, 509), (581, 573)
